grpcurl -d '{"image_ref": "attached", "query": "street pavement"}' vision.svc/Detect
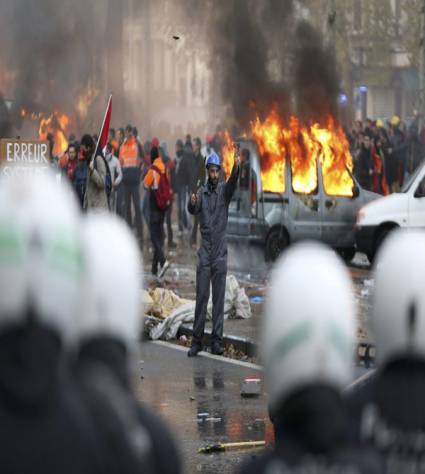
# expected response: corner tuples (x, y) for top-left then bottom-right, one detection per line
(134, 340), (371, 474)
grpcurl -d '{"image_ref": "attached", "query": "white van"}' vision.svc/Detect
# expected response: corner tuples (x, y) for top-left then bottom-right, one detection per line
(355, 162), (425, 262)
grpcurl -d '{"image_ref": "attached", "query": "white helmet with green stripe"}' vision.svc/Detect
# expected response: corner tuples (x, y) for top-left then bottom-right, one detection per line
(263, 242), (356, 413)
(78, 213), (143, 350)
(372, 230), (425, 365)
(0, 169), (82, 342)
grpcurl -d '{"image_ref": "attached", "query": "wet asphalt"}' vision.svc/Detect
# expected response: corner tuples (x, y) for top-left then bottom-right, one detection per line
(140, 241), (374, 473)
(134, 341), (370, 474)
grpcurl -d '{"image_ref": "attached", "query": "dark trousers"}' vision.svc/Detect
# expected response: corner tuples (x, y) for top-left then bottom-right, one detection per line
(165, 200), (174, 245)
(193, 258), (227, 346)
(191, 215), (199, 245)
(124, 183), (143, 240)
(116, 184), (124, 217)
(150, 211), (166, 274)
(177, 188), (189, 231)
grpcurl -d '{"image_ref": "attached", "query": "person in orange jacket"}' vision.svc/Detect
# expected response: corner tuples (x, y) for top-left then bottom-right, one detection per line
(108, 128), (119, 158)
(119, 125), (143, 247)
(144, 146), (170, 279)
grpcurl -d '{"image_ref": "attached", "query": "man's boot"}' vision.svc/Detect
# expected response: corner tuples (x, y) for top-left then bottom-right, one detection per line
(211, 341), (224, 356)
(187, 343), (202, 357)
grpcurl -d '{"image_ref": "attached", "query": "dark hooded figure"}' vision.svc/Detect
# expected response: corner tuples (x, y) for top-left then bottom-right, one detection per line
(240, 244), (383, 474)
(76, 213), (181, 474)
(347, 231), (425, 474)
(0, 170), (103, 474)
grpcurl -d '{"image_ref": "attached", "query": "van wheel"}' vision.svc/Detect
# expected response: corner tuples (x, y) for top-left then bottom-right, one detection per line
(265, 228), (288, 262)
(340, 247), (356, 263)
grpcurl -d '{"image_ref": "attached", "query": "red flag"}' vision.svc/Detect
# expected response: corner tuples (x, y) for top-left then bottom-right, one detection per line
(93, 94), (112, 160)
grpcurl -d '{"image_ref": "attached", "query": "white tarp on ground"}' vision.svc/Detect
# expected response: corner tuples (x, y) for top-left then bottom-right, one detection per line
(149, 275), (251, 341)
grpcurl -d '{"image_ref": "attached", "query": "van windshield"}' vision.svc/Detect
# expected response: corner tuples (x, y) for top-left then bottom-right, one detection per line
(401, 162), (424, 193)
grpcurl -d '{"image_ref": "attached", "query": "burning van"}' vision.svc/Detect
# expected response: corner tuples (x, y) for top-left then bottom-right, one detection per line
(223, 112), (379, 262)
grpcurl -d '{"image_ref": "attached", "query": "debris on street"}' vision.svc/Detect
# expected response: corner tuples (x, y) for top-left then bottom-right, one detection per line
(241, 377), (262, 398)
(147, 275), (251, 341)
(198, 441), (266, 454)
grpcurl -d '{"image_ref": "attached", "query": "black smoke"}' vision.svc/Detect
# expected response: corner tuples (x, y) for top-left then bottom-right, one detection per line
(293, 21), (340, 123)
(207, 0), (293, 128)
(179, 0), (340, 128)
(0, 0), (103, 136)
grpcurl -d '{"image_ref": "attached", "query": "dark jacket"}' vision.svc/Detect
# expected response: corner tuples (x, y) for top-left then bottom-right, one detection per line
(241, 385), (383, 474)
(73, 161), (88, 208)
(407, 135), (424, 175)
(348, 356), (425, 472)
(356, 146), (374, 190)
(0, 322), (102, 474)
(76, 338), (181, 474)
(188, 163), (239, 263)
(175, 149), (192, 192)
(390, 128), (407, 183)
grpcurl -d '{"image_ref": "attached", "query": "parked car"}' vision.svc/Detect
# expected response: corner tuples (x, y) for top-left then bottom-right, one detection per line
(227, 139), (379, 262)
(355, 161), (425, 263)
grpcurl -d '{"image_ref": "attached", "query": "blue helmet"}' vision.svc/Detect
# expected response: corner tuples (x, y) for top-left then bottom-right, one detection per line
(206, 152), (221, 170)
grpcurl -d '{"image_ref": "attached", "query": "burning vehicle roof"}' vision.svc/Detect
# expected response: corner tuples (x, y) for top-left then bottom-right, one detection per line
(223, 109), (354, 198)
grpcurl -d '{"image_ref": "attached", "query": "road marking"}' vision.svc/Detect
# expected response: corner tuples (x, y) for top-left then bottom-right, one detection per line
(150, 340), (263, 371)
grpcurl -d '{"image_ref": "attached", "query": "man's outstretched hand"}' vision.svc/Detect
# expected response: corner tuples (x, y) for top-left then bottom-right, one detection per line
(191, 193), (197, 206)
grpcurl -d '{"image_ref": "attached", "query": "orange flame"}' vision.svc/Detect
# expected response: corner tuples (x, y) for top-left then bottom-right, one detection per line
(222, 130), (235, 177)
(248, 109), (354, 197)
(39, 111), (70, 157)
(284, 116), (319, 194)
(251, 109), (286, 193)
(20, 108), (72, 157)
(311, 118), (353, 197)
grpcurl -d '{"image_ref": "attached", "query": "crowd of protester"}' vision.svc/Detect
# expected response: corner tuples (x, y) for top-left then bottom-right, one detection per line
(347, 115), (425, 195)
(54, 125), (224, 279)
(50, 115), (425, 282)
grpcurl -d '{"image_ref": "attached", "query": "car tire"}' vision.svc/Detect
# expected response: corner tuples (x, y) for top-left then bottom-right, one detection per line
(370, 227), (392, 264)
(340, 247), (356, 263)
(265, 228), (288, 262)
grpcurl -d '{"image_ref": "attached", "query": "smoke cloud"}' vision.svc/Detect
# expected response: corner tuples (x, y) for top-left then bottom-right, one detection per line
(0, 0), (104, 136)
(293, 20), (340, 123)
(180, 0), (340, 128)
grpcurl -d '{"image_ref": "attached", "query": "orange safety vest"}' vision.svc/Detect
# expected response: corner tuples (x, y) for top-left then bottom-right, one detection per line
(119, 137), (139, 168)
(110, 138), (119, 157)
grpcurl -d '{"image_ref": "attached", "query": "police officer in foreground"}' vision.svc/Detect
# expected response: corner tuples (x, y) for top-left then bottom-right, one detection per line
(0, 170), (102, 473)
(350, 230), (425, 474)
(76, 213), (181, 474)
(187, 149), (240, 357)
(240, 242), (382, 474)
